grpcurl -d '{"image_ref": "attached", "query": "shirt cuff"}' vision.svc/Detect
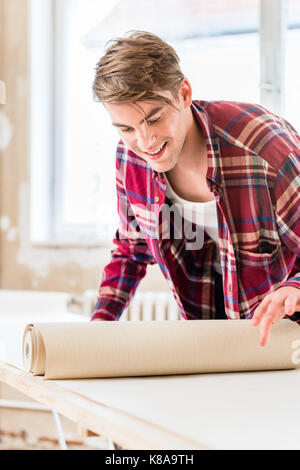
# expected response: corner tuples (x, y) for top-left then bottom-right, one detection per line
(90, 296), (124, 321)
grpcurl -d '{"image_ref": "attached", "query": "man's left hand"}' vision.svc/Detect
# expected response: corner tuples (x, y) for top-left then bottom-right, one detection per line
(251, 286), (300, 346)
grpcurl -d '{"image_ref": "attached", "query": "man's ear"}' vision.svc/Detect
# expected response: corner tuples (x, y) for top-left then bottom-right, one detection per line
(178, 78), (193, 108)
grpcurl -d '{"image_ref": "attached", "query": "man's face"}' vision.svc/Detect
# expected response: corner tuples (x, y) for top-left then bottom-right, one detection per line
(104, 81), (191, 173)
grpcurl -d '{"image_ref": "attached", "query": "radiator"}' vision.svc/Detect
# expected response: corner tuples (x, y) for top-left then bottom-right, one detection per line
(77, 290), (182, 321)
(121, 291), (181, 321)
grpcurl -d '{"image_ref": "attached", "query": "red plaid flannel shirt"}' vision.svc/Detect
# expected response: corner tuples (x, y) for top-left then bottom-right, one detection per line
(91, 100), (300, 322)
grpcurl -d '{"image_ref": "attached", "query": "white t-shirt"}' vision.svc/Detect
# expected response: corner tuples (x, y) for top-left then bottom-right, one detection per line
(163, 173), (222, 274)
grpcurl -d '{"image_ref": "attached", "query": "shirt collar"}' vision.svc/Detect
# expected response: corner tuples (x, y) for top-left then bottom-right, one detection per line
(191, 100), (222, 187)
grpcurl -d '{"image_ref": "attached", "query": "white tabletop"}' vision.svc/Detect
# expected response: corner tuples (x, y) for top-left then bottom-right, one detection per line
(54, 367), (300, 450)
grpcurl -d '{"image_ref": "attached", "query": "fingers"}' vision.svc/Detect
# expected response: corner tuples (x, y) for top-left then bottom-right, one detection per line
(251, 287), (300, 346)
(259, 315), (273, 347)
(254, 301), (283, 347)
(252, 295), (294, 346)
(284, 295), (297, 316)
(251, 296), (272, 327)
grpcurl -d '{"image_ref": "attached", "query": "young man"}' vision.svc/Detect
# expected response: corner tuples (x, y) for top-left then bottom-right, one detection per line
(91, 31), (300, 347)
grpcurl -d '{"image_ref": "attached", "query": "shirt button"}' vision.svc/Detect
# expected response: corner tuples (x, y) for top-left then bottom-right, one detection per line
(155, 196), (160, 202)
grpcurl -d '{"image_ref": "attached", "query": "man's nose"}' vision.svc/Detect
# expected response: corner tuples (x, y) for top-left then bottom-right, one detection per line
(136, 126), (156, 151)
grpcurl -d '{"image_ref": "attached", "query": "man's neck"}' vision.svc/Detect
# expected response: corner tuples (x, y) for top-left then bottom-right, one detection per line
(171, 108), (207, 174)
(165, 109), (213, 203)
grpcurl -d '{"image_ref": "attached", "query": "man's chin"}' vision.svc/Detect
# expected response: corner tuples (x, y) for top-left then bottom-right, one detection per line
(130, 146), (176, 173)
(150, 159), (176, 173)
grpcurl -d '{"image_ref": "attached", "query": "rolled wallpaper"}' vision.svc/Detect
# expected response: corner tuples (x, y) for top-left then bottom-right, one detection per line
(22, 319), (300, 380)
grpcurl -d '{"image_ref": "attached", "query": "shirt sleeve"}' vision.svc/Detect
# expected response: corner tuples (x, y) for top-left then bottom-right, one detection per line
(91, 152), (156, 321)
(274, 148), (300, 291)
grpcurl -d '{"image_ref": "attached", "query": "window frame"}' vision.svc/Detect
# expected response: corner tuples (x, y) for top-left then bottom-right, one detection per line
(260, 0), (286, 115)
(29, 0), (55, 244)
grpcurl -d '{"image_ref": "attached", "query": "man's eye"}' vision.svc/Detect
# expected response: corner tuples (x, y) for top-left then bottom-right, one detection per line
(121, 127), (133, 133)
(120, 116), (161, 133)
(148, 116), (161, 125)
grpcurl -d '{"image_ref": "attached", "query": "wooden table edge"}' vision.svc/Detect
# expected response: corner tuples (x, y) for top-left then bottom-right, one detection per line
(0, 361), (209, 450)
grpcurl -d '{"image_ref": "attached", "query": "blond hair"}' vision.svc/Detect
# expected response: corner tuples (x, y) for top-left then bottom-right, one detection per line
(93, 31), (184, 106)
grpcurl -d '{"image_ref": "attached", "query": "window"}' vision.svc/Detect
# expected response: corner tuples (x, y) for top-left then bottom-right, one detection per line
(52, 0), (120, 243)
(29, 0), (297, 244)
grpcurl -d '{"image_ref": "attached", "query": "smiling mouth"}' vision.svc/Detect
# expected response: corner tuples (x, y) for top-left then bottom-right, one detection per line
(142, 141), (167, 160)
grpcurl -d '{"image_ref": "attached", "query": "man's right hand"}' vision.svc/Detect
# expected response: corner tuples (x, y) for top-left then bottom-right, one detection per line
(92, 318), (106, 321)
